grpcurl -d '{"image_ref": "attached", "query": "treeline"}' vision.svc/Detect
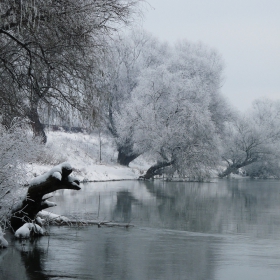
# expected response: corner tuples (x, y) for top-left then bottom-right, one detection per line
(97, 30), (280, 180)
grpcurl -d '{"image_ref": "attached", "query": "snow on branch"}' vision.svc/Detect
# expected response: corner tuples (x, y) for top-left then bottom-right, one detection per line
(10, 162), (80, 232)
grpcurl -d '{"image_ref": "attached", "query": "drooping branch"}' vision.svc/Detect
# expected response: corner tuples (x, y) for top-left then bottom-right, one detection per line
(10, 162), (80, 231)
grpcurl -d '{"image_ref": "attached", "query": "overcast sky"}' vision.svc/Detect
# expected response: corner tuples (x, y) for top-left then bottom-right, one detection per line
(141, 0), (280, 111)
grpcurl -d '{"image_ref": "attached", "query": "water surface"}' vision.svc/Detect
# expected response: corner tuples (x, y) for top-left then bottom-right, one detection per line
(1, 179), (280, 279)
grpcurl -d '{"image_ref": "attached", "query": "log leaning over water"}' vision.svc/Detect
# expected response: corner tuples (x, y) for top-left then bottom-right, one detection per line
(10, 163), (80, 231)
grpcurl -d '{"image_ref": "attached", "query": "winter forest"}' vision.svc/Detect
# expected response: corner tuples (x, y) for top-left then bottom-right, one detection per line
(1, 0), (280, 247)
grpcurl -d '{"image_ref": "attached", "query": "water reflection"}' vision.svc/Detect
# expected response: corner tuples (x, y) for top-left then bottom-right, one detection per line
(19, 240), (49, 280)
(0, 236), (49, 280)
(113, 191), (139, 223)
(77, 226), (218, 280)
(1, 179), (280, 280)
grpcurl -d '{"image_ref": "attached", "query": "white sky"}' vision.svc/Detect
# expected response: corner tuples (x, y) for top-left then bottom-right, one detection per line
(141, 0), (280, 111)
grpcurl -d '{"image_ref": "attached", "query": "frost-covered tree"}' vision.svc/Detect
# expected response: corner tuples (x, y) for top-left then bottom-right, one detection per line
(103, 29), (170, 165)
(114, 40), (230, 178)
(0, 0), (140, 142)
(220, 98), (280, 177)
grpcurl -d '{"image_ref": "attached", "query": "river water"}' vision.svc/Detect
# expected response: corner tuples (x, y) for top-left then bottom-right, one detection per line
(1, 179), (280, 280)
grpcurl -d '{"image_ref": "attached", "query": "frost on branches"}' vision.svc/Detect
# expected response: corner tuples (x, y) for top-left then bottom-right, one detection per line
(0, 227), (8, 248)
(0, 0), (141, 142)
(103, 29), (170, 166)
(220, 99), (280, 177)
(0, 119), (43, 234)
(104, 31), (232, 179)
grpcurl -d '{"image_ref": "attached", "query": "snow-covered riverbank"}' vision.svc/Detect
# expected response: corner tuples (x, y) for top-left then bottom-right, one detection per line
(27, 130), (151, 182)
(26, 130), (246, 183)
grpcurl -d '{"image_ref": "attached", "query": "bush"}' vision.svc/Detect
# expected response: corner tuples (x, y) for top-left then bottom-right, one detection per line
(244, 161), (280, 179)
(0, 119), (43, 227)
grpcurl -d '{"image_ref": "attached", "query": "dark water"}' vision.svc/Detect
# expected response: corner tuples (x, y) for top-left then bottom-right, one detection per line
(1, 179), (280, 280)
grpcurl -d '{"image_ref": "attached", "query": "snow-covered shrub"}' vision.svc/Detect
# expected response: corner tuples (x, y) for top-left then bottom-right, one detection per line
(0, 119), (43, 227)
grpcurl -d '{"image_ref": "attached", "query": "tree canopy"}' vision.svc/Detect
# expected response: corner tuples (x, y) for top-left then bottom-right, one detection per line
(103, 30), (232, 179)
(0, 0), (140, 141)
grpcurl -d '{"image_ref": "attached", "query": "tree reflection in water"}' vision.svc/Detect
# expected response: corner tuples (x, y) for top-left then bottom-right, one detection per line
(113, 190), (138, 223)
(0, 236), (49, 280)
(19, 239), (49, 280)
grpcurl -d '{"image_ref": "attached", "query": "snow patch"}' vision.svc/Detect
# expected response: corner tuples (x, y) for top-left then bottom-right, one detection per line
(29, 162), (72, 186)
(38, 210), (70, 223)
(15, 223), (45, 239)
(41, 200), (57, 208)
(35, 217), (45, 226)
(52, 171), (62, 180)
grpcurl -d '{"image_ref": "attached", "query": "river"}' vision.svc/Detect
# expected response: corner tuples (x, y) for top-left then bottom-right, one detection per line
(1, 179), (280, 279)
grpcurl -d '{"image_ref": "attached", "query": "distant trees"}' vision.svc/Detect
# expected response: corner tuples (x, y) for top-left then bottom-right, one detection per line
(219, 99), (280, 177)
(0, 0), (140, 142)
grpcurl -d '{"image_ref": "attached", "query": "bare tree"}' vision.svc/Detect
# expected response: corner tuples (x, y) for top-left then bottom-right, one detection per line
(0, 0), (141, 142)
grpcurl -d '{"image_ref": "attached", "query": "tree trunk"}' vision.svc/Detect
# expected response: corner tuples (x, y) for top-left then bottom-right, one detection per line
(117, 149), (139, 166)
(28, 104), (47, 144)
(117, 145), (140, 166)
(219, 159), (257, 178)
(140, 161), (174, 180)
(10, 163), (80, 231)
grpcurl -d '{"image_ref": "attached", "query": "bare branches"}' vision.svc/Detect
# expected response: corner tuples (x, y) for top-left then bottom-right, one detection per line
(0, 0), (141, 136)
(220, 99), (280, 177)
(0, 119), (45, 225)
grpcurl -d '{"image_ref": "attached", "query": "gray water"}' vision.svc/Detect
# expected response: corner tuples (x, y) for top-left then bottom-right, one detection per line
(1, 179), (280, 280)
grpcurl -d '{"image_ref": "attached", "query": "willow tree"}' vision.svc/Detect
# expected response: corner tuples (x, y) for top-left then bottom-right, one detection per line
(110, 39), (231, 178)
(0, 0), (140, 142)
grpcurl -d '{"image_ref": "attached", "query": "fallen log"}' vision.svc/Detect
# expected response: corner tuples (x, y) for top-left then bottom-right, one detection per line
(37, 211), (134, 228)
(10, 162), (80, 231)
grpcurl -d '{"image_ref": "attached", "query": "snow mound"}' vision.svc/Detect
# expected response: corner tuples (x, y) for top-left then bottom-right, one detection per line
(15, 223), (45, 239)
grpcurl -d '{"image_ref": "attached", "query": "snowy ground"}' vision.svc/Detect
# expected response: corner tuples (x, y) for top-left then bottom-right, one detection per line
(27, 130), (151, 182)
